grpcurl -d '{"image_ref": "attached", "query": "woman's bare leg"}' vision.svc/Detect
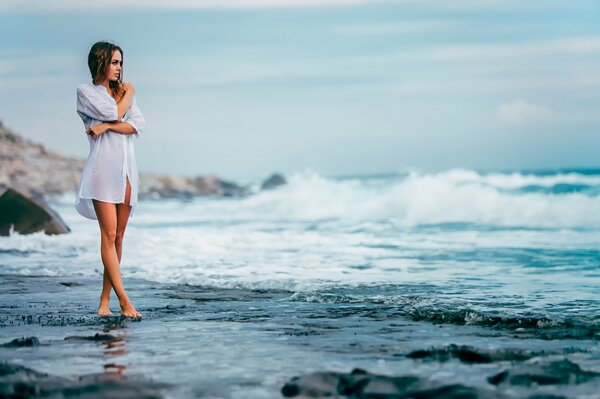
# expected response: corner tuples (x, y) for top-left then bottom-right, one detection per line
(115, 175), (132, 262)
(98, 272), (113, 315)
(115, 176), (139, 317)
(98, 179), (131, 316)
(97, 217), (127, 315)
(98, 197), (128, 314)
(93, 176), (141, 318)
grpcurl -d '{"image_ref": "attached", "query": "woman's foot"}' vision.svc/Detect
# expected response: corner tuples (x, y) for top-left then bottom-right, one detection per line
(97, 302), (112, 316)
(119, 299), (141, 318)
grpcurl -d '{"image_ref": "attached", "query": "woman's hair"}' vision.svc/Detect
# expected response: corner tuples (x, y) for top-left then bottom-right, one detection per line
(87, 41), (126, 100)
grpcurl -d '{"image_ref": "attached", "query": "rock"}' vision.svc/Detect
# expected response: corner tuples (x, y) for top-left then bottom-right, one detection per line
(0, 362), (166, 398)
(64, 333), (118, 342)
(406, 343), (537, 363)
(0, 187), (70, 236)
(1, 336), (40, 348)
(488, 359), (600, 386)
(282, 367), (483, 398)
(261, 172), (287, 190)
(139, 173), (249, 199)
(0, 122), (84, 198)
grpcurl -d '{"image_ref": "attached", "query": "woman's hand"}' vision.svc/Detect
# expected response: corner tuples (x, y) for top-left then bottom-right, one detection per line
(86, 123), (109, 140)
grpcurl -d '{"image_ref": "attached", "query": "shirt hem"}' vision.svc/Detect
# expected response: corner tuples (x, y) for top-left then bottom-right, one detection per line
(77, 195), (137, 206)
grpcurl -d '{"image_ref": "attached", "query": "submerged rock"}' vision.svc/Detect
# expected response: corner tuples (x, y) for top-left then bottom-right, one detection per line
(261, 172), (287, 190)
(281, 367), (482, 398)
(406, 343), (538, 364)
(488, 359), (600, 386)
(0, 362), (167, 398)
(64, 333), (119, 342)
(0, 187), (70, 236)
(1, 336), (40, 348)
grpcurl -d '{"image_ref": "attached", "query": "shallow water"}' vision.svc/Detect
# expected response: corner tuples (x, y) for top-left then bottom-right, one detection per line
(1, 169), (600, 397)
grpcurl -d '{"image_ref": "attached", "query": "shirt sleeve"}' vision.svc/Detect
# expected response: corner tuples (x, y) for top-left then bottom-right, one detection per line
(76, 84), (118, 122)
(123, 96), (146, 136)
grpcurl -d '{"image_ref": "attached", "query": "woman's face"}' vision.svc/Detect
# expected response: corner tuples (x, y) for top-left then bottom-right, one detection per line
(107, 50), (122, 82)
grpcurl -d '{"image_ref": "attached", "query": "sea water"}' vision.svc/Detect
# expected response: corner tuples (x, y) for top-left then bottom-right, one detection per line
(4, 168), (600, 320)
(1, 168), (600, 397)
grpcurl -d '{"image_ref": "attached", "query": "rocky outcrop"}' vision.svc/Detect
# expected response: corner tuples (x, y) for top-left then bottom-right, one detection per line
(0, 121), (84, 200)
(0, 187), (71, 236)
(0, 120), (248, 200)
(139, 174), (247, 199)
(260, 172), (287, 190)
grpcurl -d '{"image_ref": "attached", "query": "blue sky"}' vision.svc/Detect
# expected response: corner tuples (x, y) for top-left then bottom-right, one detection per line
(1, 0), (599, 182)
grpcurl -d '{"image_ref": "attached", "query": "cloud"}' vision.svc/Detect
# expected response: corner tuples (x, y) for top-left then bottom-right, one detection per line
(497, 100), (557, 125)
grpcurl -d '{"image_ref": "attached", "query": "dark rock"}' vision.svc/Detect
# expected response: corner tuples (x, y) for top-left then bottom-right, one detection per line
(282, 367), (483, 398)
(261, 173), (287, 190)
(1, 336), (40, 348)
(0, 362), (166, 398)
(406, 344), (536, 364)
(64, 333), (118, 342)
(59, 281), (84, 287)
(205, 176), (248, 197)
(0, 187), (70, 236)
(282, 370), (341, 397)
(488, 359), (600, 386)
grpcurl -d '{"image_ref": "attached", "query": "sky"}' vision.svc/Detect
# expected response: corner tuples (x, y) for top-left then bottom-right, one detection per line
(1, 0), (599, 182)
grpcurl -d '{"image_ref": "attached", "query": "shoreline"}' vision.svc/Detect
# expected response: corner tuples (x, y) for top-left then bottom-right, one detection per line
(2, 273), (599, 398)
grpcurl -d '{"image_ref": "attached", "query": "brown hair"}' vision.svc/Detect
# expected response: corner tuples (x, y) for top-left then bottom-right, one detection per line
(87, 41), (126, 101)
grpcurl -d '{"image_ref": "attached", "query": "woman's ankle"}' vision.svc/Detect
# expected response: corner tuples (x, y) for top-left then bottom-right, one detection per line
(118, 297), (132, 307)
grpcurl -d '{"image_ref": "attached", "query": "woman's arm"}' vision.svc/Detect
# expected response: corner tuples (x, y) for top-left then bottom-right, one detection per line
(108, 122), (137, 135)
(116, 83), (135, 121)
(86, 122), (136, 139)
(77, 83), (135, 123)
(86, 87), (145, 140)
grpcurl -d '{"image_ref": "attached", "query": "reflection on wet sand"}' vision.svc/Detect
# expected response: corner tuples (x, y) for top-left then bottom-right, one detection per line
(101, 330), (128, 377)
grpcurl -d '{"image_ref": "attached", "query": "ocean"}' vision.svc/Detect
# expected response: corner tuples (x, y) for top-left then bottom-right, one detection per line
(1, 168), (599, 398)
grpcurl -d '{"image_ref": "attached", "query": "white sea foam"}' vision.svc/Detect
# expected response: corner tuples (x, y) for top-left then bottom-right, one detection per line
(2, 169), (600, 302)
(228, 169), (600, 228)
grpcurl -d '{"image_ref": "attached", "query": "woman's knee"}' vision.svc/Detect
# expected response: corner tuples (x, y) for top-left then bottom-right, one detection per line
(115, 231), (125, 245)
(101, 229), (118, 244)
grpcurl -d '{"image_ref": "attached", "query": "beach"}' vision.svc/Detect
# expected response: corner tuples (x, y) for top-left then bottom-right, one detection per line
(2, 170), (600, 398)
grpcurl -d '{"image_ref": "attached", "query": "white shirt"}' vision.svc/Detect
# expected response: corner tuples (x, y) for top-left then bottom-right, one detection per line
(75, 82), (146, 220)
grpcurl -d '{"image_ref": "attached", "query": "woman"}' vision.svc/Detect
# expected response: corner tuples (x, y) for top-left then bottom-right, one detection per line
(75, 41), (145, 318)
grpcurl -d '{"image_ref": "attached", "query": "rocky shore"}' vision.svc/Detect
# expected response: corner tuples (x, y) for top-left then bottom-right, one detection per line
(1, 274), (598, 398)
(0, 120), (249, 201)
